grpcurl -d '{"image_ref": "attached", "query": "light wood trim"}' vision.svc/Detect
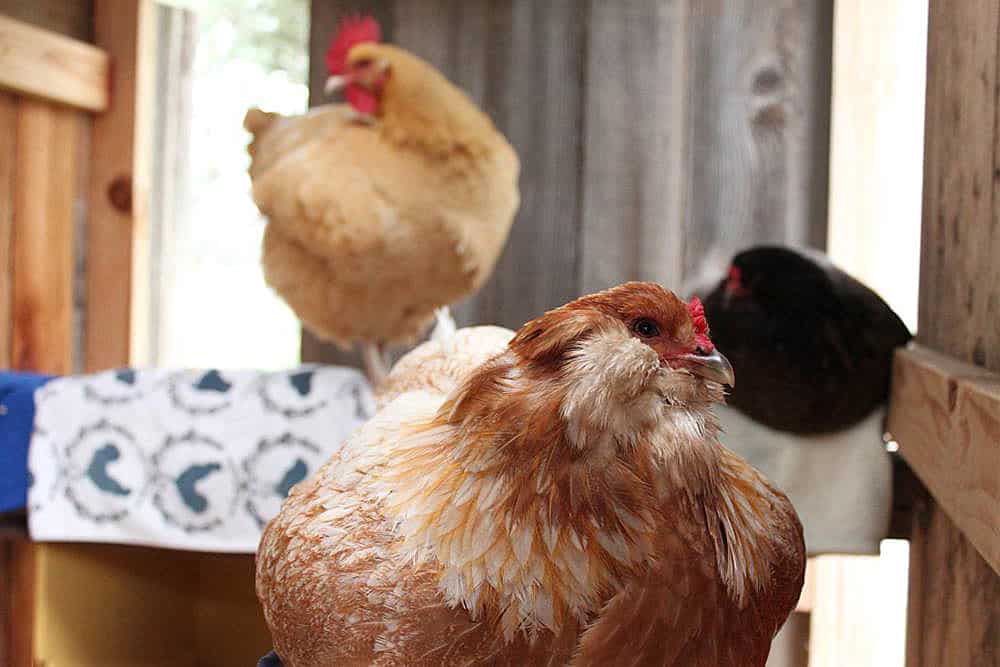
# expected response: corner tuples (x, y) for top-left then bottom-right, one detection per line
(0, 93), (15, 368)
(888, 344), (1000, 575)
(11, 99), (81, 375)
(0, 15), (109, 112)
(86, 0), (155, 371)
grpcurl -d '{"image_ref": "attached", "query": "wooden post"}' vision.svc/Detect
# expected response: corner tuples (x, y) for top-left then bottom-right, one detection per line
(895, 0), (1000, 664)
(86, 0), (154, 372)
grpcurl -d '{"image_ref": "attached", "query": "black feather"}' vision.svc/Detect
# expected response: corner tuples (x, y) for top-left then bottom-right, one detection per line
(702, 246), (912, 434)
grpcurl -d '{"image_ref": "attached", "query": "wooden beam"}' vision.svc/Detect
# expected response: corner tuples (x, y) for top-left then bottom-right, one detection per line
(86, 0), (154, 371)
(888, 344), (1000, 575)
(11, 99), (81, 375)
(905, 486), (1000, 667)
(901, 0), (1000, 662)
(0, 15), (109, 113)
(0, 93), (15, 368)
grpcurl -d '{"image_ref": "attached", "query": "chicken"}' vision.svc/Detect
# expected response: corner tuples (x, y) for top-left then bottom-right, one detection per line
(244, 16), (520, 382)
(700, 246), (912, 434)
(256, 282), (806, 666)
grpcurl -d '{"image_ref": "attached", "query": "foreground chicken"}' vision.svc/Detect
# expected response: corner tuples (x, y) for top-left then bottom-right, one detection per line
(244, 16), (520, 381)
(256, 283), (805, 666)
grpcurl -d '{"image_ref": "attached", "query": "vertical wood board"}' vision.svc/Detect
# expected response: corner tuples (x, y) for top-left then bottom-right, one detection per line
(918, 0), (1000, 371)
(906, 488), (1000, 667)
(578, 0), (686, 295)
(683, 0), (832, 286)
(904, 0), (1000, 664)
(86, 0), (154, 371)
(11, 98), (80, 374)
(0, 92), (15, 367)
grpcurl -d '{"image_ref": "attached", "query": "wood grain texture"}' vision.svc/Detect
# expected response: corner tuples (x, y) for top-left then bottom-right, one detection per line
(462, 0), (586, 330)
(0, 93), (14, 368)
(682, 0), (832, 285)
(905, 484), (1000, 667)
(904, 0), (1000, 664)
(578, 0), (685, 295)
(918, 0), (1000, 372)
(888, 345), (1000, 575)
(0, 15), (109, 112)
(0, 0), (93, 41)
(11, 98), (81, 374)
(86, 0), (154, 372)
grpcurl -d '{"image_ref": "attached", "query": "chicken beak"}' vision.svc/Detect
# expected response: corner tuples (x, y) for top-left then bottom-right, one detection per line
(678, 349), (735, 387)
(324, 74), (351, 94)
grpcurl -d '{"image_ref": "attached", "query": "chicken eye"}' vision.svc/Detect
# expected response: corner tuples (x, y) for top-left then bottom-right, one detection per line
(633, 318), (660, 338)
(354, 58), (374, 69)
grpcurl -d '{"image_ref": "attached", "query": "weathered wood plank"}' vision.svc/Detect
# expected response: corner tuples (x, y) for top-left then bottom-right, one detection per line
(903, 0), (1000, 664)
(683, 0), (832, 284)
(577, 0), (685, 295)
(11, 99), (80, 374)
(888, 345), (1000, 575)
(86, 0), (154, 371)
(918, 0), (1000, 372)
(0, 15), (109, 112)
(905, 485), (1000, 667)
(465, 0), (585, 330)
(0, 93), (14, 368)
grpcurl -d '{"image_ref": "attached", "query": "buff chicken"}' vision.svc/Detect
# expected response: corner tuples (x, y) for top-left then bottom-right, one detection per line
(244, 16), (520, 382)
(256, 282), (806, 666)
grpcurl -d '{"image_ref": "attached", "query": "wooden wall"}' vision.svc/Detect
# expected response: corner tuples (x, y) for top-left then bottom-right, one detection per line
(0, 0), (100, 375)
(903, 0), (1000, 664)
(0, 5), (101, 666)
(304, 0), (833, 362)
(0, 0), (93, 41)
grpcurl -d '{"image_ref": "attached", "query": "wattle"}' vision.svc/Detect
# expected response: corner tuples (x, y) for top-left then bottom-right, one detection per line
(345, 84), (378, 115)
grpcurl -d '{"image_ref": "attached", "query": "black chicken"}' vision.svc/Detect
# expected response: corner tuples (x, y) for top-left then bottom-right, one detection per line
(701, 246), (912, 434)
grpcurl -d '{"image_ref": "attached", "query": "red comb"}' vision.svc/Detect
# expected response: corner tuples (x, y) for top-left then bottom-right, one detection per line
(326, 15), (381, 75)
(687, 297), (714, 352)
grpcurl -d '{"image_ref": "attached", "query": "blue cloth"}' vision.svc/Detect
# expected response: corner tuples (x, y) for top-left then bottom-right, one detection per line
(0, 372), (55, 512)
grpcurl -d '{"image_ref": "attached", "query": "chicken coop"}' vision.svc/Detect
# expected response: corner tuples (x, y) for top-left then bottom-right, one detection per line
(0, 0), (997, 665)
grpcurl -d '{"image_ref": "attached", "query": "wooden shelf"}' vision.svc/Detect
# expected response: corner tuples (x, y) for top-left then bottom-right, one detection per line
(888, 344), (1000, 575)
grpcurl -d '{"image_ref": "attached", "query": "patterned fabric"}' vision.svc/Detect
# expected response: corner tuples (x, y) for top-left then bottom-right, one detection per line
(28, 366), (375, 552)
(0, 372), (55, 512)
